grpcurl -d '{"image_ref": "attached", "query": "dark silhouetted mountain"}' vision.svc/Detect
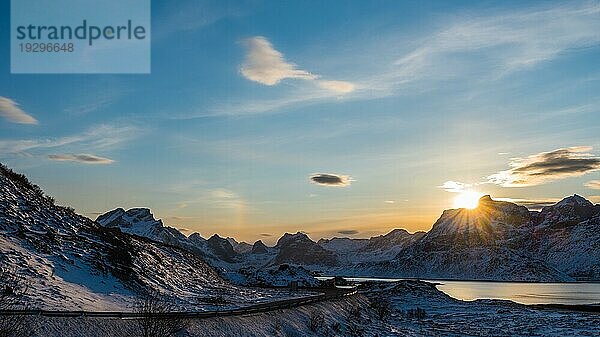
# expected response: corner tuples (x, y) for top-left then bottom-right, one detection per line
(251, 240), (269, 254)
(227, 237), (253, 254)
(207, 234), (239, 263)
(273, 232), (337, 266)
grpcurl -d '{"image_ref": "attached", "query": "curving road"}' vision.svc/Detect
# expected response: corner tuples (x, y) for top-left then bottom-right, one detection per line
(0, 287), (357, 319)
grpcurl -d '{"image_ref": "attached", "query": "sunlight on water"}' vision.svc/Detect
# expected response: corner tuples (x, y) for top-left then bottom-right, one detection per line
(434, 281), (600, 305)
(318, 277), (600, 305)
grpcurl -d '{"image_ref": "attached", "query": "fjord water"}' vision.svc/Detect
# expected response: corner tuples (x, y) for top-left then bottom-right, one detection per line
(322, 277), (600, 305)
(433, 280), (600, 305)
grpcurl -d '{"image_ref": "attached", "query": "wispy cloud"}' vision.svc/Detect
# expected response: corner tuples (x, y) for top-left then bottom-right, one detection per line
(585, 180), (600, 190)
(240, 36), (355, 94)
(210, 188), (239, 200)
(47, 153), (114, 165)
(155, 0), (250, 37)
(197, 3), (600, 119)
(375, 3), (600, 91)
(194, 89), (335, 118)
(204, 188), (248, 209)
(438, 180), (475, 193)
(0, 124), (139, 159)
(310, 173), (353, 187)
(494, 197), (560, 211)
(64, 95), (116, 116)
(0, 97), (38, 125)
(488, 146), (600, 187)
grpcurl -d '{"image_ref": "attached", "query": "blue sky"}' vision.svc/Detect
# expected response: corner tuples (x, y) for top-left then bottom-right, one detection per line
(1, 0), (600, 244)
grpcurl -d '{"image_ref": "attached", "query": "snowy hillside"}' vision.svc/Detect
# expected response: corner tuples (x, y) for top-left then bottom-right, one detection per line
(0, 164), (299, 310)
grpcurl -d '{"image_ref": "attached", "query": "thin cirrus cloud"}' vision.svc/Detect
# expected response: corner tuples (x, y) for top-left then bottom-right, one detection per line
(378, 3), (600, 91)
(310, 173), (353, 187)
(155, 0), (251, 38)
(179, 3), (598, 119)
(208, 188), (247, 209)
(240, 36), (355, 94)
(0, 124), (139, 161)
(0, 97), (38, 125)
(47, 154), (114, 165)
(585, 180), (600, 190)
(438, 180), (479, 193)
(494, 197), (561, 211)
(488, 147), (600, 187)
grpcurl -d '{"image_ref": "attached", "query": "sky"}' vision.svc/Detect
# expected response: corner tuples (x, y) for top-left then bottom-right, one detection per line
(1, 0), (600, 244)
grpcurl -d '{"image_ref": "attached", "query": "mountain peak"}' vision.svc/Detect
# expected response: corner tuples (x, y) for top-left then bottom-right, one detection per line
(385, 228), (410, 237)
(555, 194), (593, 207)
(97, 207), (161, 229)
(188, 232), (205, 241)
(479, 195), (493, 202)
(206, 234), (238, 262)
(251, 240), (268, 254)
(126, 207), (153, 217)
(275, 232), (311, 247)
(94, 207), (193, 248)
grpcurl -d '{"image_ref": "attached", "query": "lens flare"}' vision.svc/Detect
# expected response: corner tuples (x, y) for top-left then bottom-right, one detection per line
(453, 191), (483, 209)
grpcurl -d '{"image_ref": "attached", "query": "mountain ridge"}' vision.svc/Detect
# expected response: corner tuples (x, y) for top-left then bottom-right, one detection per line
(4, 163), (599, 284)
(95, 193), (600, 282)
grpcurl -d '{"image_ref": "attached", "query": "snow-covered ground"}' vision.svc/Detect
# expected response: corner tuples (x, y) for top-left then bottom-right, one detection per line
(25, 280), (600, 336)
(362, 280), (600, 336)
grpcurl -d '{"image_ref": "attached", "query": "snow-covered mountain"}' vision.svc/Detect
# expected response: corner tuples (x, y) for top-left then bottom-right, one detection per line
(0, 164), (291, 310)
(95, 184), (600, 281)
(319, 229), (426, 264)
(96, 208), (244, 267)
(528, 195), (600, 280)
(96, 207), (188, 247)
(334, 195), (600, 281)
(273, 232), (337, 266)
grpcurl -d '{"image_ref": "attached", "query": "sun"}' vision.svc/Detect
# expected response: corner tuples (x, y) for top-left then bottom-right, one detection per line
(453, 191), (483, 209)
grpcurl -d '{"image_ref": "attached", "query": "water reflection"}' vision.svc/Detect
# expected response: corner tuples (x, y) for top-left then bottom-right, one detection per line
(318, 277), (600, 305)
(434, 281), (600, 305)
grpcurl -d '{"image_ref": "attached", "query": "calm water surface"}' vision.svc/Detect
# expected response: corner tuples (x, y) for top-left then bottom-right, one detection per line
(319, 277), (600, 305)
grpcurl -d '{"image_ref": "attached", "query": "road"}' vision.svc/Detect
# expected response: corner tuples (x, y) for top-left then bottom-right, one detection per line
(0, 287), (357, 319)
